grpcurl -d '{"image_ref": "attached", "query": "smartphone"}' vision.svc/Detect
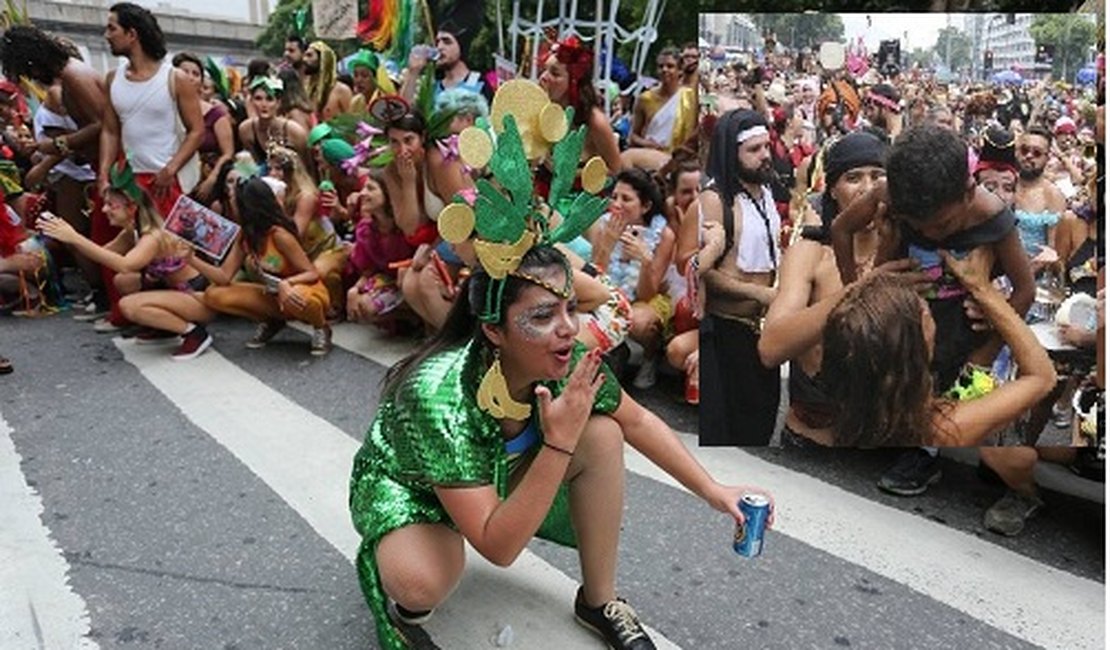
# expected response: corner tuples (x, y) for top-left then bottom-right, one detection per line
(261, 272), (282, 295)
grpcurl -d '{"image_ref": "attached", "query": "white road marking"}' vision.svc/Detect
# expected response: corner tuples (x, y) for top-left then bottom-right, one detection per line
(624, 440), (1105, 650)
(0, 412), (99, 650)
(321, 319), (1105, 649)
(288, 321), (415, 368)
(116, 339), (679, 649)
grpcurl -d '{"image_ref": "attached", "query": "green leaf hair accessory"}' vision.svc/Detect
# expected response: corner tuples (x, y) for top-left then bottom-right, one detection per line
(108, 156), (143, 203)
(203, 56), (230, 102)
(248, 75), (283, 97)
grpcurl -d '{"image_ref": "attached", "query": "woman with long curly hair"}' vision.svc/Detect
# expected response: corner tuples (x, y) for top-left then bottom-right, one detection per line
(821, 250), (1055, 447)
(538, 37), (621, 174)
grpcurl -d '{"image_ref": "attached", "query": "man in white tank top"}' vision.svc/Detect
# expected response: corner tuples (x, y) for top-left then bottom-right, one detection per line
(98, 2), (203, 218)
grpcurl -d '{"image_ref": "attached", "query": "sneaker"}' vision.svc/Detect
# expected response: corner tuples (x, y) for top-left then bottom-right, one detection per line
(632, 359), (657, 390)
(73, 304), (109, 322)
(310, 325), (332, 356)
(574, 587), (656, 650)
(92, 317), (123, 333)
(876, 449), (942, 496)
(172, 326), (213, 361)
(1052, 404), (1073, 429)
(983, 489), (1043, 536)
(135, 327), (180, 344)
(388, 601), (434, 626)
(245, 319), (285, 349)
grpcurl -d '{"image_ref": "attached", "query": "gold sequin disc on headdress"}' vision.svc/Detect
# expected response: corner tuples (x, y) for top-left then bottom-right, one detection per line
(490, 79), (556, 160)
(437, 203), (476, 244)
(539, 103), (569, 143)
(473, 230), (536, 279)
(580, 156), (608, 194)
(458, 126), (494, 169)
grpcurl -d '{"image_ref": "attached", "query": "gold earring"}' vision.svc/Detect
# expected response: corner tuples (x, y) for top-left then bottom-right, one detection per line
(477, 348), (532, 420)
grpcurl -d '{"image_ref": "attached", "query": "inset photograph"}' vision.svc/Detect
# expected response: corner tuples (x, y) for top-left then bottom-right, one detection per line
(696, 12), (1103, 448)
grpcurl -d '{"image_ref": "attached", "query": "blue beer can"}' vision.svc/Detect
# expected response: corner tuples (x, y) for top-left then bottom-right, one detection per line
(733, 493), (770, 557)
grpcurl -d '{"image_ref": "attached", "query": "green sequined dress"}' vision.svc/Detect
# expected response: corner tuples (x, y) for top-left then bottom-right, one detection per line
(349, 339), (621, 649)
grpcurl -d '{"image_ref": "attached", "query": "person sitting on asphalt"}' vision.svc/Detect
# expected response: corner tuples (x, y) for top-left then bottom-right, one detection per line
(188, 176), (332, 356)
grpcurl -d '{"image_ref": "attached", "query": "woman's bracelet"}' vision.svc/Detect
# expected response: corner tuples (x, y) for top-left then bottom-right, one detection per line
(543, 441), (575, 457)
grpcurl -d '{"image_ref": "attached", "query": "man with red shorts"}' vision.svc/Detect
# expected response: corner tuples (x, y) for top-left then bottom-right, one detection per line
(98, 2), (203, 330)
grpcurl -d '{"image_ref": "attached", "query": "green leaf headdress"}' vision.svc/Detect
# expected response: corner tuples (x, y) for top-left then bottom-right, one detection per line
(248, 75), (283, 97)
(203, 56), (230, 103)
(435, 79), (611, 324)
(108, 157), (143, 203)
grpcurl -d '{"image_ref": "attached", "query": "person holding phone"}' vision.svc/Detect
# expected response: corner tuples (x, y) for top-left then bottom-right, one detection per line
(38, 160), (217, 360)
(589, 169), (676, 389)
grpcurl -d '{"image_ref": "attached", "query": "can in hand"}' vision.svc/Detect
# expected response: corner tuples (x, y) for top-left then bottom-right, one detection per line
(318, 180), (335, 217)
(733, 493), (770, 558)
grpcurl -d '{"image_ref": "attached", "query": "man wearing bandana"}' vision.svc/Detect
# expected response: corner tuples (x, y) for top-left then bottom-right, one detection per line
(698, 110), (783, 446)
(862, 83), (902, 142)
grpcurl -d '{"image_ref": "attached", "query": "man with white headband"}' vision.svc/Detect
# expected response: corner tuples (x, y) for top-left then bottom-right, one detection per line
(698, 109), (783, 446)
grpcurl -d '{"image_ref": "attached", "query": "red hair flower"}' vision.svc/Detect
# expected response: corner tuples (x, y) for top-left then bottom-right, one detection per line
(554, 36), (594, 108)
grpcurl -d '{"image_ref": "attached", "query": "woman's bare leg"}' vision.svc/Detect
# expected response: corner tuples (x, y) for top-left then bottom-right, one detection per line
(376, 523), (466, 611)
(565, 415), (626, 606)
(120, 291), (215, 333)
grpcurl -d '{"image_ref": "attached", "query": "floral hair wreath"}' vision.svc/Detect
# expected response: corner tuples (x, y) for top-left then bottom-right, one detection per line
(553, 36), (594, 109)
(436, 79), (611, 323)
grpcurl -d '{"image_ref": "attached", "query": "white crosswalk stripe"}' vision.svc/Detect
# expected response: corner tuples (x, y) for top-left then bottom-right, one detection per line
(0, 413), (99, 650)
(0, 319), (1101, 650)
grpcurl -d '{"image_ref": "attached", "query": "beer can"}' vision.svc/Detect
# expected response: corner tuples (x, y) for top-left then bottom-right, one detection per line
(733, 493), (770, 557)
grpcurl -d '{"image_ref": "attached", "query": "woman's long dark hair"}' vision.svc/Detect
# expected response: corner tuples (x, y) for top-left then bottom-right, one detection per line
(821, 272), (937, 446)
(382, 246), (569, 397)
(235, 177), (299, 253)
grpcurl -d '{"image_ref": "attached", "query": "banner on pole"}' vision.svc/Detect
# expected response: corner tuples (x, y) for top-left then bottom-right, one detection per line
(312, 0), (357, 40)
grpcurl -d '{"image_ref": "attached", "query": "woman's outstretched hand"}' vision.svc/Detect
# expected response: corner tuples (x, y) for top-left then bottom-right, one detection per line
(37, 212), (79, 244)
(535, 348), (605, 453)
(706, 483), (776, 528)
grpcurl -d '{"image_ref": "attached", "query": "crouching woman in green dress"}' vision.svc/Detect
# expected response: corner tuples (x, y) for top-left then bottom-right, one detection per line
(349, 244), (775, 650)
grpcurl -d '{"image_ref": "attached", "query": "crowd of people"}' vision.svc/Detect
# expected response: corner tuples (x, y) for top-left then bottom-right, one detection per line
(0, 4), (1104, 648)
(0, 4), (755, 650)
(697, 26), (1103, 537)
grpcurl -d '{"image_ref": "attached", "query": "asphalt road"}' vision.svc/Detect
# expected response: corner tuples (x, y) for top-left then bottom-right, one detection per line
(1, 312), (1103, 649)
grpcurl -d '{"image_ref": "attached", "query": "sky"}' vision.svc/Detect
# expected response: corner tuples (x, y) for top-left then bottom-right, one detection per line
(838, 13), (954, 53)
(135, 0), (271, 21)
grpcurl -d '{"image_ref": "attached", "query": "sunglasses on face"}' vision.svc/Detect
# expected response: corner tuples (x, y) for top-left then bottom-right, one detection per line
(1019, 146), (1046, 157)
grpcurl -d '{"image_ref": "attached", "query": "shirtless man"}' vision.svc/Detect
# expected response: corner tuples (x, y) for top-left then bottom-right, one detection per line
(2, 24), (112, 319)
(304, 41), (352, 122)
(698, 109), (782, 446)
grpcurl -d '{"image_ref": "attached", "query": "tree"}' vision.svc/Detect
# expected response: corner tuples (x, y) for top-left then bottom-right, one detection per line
(933, 25), (971, 74)
(255, 0), (687, 82)
(748, 14), (844, 52)
(908, 47), (933, 71)
(1030, 14), (1098, 81)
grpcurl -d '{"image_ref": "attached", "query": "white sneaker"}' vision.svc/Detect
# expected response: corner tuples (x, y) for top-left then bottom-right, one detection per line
(632, 359), (657, 389)
(92, 317), (122, 333)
